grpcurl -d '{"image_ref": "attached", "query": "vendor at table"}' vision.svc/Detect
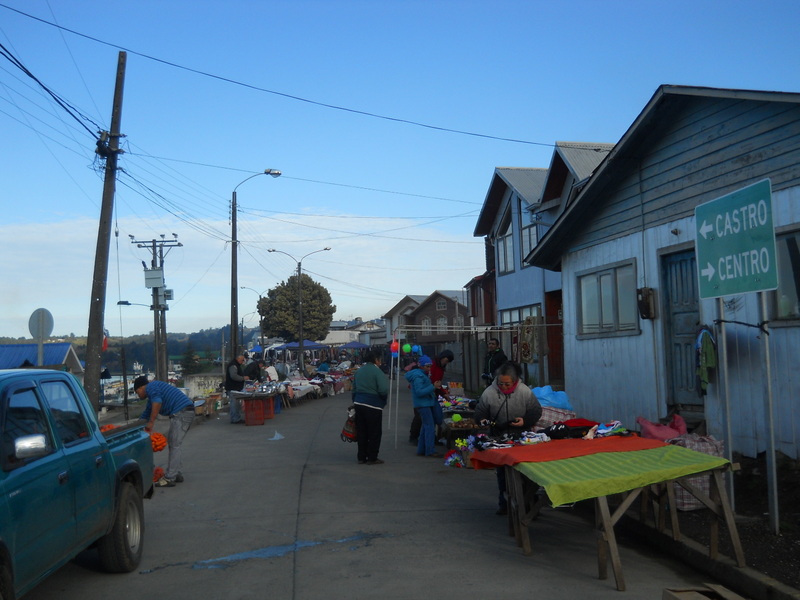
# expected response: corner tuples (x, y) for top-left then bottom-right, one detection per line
(473, 361), (542, 515)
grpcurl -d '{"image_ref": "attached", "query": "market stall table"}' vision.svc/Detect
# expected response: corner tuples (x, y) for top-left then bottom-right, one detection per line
(230, 390), (275, 425)
(470, 436), (744, 591)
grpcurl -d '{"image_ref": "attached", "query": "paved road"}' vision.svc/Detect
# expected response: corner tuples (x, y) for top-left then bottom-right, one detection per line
(26, 386), (721, 600)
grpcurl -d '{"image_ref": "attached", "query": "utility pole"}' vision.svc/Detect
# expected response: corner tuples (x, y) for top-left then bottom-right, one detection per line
(130, 235), (182, 381)
(85, 51), (126, 413)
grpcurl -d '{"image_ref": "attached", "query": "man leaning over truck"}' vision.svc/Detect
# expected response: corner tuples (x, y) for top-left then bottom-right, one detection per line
(134, 375), (194, 488)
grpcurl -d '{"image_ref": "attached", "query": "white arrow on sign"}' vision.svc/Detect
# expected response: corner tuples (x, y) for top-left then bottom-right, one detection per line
(701, 262), (716, 281)
(699, 220), (714, 239)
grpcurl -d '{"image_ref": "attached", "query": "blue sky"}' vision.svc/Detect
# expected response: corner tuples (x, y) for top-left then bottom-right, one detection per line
(1, 0), (798, 339)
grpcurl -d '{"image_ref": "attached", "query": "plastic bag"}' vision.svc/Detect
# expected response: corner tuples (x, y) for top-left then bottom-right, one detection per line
(636, 414), (687, 441)
(532, 385), (573, 411)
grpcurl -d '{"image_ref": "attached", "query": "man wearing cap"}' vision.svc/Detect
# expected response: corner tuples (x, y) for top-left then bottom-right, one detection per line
(134, 375), (194, 488)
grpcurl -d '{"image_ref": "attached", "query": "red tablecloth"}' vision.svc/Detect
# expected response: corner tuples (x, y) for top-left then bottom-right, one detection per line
(470, 435), (666, 469)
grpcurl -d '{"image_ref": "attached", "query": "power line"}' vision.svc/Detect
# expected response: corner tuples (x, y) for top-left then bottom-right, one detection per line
(0, 39), (101, 136)
(125, 150), (481, 206)
(0, 3), (554, 148)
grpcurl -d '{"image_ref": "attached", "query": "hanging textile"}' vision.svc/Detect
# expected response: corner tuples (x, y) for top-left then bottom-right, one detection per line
(695, 324), (717, 396)
(520, 316), (549, 364)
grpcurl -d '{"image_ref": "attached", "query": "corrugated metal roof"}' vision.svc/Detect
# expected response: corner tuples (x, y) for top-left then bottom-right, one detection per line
(495, 168), (548, 204)
(556, 142), (615, 182)
(0, 342), (80, 370)
(474, 168), (547, 236)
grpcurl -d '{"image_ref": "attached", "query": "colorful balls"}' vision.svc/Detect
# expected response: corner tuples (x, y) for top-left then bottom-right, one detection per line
(402, 343), (412, 353)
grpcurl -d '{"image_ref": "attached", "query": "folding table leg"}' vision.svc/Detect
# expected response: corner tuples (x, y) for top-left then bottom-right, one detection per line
(506, 467), (533, 555)
(711, 469), (746, 567)
(595, 496), (626, 591)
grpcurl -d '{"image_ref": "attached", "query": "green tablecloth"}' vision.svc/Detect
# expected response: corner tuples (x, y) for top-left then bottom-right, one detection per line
(515, 444), (728, 507)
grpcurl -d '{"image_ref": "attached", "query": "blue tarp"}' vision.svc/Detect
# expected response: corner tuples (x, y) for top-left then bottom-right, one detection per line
(339, 341), (369, 349)
(272, 340), (329, 351)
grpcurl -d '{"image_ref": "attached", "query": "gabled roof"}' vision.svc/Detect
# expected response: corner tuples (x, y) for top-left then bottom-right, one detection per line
(474, 168), (548, 236)
(539, 142), (614, 206)
(0, 342), (84, 373)
(463, 271), (492, 289)
(382, 295), (428, 319)
(410, 290), (469, 316)
(527, 85), (800, 271)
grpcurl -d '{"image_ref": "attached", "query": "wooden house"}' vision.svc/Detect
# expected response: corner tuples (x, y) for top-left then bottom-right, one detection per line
(527, 85), (800, 460)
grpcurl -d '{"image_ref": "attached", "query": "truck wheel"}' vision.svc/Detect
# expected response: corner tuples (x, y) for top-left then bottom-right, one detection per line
(97, 481), (144, 573)
(0, 563), (14, 600)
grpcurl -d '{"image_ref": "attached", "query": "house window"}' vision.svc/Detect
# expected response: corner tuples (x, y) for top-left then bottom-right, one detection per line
(497, 208), (514, 275)
(454, 314), (464, 328)
(436, 299), (447, 311)
(501, 304), (540, 325)
(577, 261), (638, 336)
(436, 316), (448, 333)
(519, 199), (538, 263)
(421, 317), (432, 335)
(773, 230), (800, 321)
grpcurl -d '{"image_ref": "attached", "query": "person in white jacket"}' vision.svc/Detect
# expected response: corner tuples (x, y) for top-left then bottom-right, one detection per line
(473, 361), (542, 514)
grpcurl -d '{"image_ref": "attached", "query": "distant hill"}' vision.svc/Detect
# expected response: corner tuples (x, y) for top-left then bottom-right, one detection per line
(2, 325), (254, 376)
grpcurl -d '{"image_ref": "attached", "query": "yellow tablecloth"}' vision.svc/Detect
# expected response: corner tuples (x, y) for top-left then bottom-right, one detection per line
(515, 444), (728, 507)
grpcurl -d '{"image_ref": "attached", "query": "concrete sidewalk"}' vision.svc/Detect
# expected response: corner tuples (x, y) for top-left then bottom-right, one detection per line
(27, 384), (789, 599)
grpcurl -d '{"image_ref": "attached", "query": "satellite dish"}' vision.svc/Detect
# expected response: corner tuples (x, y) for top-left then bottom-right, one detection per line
(29, 308), (54, 340)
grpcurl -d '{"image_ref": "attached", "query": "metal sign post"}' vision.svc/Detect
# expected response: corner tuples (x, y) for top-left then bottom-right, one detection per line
(695, 178), (780, 533)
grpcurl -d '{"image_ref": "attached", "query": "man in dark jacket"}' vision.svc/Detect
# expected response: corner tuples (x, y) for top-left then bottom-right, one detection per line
(482, 338), (508, 385)
(244, 359), (265, 383)
(224, 355), (249, 424)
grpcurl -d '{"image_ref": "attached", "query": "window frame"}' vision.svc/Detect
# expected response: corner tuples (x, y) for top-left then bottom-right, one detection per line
(2, 383), (56, 471)
(576, 259), (640, 338)
(500, 304), (541, 326)
(41, 379), (91, 447)
(770, 228), (800, 326)
(421, 316), (432, 335)
(519, 198), (538, 266)
(496, 206), (514, 275)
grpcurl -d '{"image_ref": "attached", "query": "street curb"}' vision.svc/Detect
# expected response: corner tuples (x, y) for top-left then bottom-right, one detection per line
(618, 515), (800, 600)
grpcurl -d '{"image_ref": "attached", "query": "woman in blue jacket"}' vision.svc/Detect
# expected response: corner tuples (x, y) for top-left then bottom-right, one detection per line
(405, 356), (441, 458)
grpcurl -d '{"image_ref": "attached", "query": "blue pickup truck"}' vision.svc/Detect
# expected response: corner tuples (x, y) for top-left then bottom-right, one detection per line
(0, 369), (154, 599)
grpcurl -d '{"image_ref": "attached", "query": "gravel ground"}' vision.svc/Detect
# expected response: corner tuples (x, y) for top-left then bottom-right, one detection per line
(676, 453), (800, 590)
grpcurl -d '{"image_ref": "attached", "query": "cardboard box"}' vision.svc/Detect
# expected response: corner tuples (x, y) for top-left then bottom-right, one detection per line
(662, 584), (748, 600)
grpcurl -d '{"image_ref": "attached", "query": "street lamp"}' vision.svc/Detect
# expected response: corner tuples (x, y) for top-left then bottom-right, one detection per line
(240, 287), (268, 355)
(267, 247), (331, 374)
(231, 169), (281, 360)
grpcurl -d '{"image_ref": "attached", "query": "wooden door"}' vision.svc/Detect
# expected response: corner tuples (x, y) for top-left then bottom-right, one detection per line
(544, 290), (564, 385)
(662, 250), (704, 414)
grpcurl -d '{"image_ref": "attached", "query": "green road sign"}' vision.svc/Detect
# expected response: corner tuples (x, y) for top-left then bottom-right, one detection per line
(695, 179), (778, 299)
